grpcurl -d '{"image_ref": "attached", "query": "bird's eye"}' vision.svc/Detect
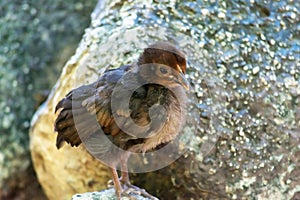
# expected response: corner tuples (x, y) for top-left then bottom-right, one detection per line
(159, 67), (168, 74)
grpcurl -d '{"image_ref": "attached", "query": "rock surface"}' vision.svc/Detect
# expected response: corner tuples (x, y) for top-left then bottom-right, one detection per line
(30, 0), (300, 199)
(71, 188), (154, 200)
(0, 0), (96, 198)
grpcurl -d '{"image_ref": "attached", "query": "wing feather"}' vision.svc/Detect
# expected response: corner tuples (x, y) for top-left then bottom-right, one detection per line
(54, 65), (132, 149)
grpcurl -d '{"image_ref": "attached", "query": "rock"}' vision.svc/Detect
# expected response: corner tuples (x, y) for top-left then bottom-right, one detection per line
(71, 188), (155, 200)
(30, 0), (300, 199)
(0, 0), (96, 198)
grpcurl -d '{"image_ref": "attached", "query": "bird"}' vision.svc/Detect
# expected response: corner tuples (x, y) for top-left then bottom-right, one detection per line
(54, 42), (189, 199)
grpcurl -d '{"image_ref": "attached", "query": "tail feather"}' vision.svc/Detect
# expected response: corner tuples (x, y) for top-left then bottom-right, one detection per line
(54, 84), (102, 149)
(55, 92), (82, 148)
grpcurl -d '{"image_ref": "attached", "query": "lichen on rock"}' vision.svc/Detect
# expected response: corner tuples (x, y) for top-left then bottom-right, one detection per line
(72, 188), (154, 200)
(0, 0), (96, 197)
(30, 0), (300, 199)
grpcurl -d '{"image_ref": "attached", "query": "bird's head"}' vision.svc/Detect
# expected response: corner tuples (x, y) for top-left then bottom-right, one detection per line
(137, 42), (189, 90)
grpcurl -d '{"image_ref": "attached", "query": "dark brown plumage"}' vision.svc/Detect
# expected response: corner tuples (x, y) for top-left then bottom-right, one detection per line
(54, 42), (188, 199)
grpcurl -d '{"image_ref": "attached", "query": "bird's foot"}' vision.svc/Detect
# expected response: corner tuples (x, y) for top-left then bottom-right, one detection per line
(107, 179), (158, 200)
(122, 182), (158, 200)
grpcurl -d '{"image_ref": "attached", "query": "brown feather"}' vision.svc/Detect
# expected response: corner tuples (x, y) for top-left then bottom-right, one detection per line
(54, 42), (187, 156)
(54, 42), (188, 200)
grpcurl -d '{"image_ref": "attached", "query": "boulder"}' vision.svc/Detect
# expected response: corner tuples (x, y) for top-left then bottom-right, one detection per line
(71, 188), (155, 200)
(0, 0), (96, 198)
(30, 0), (300, 199)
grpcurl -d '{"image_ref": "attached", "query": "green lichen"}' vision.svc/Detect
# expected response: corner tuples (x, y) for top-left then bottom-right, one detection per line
(85, 0), (300, 198)
(0, 0), (96, 187)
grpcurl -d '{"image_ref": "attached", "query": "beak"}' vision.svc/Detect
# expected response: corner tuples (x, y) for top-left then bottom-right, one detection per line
(174, 64), (189, 90)
(176, 72), (189, 91)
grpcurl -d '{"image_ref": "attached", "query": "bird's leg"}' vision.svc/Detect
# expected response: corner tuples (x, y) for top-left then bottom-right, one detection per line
(119, 154), (159, 200)
(120, 152), (130, 184)
(110, 167), (122, 200)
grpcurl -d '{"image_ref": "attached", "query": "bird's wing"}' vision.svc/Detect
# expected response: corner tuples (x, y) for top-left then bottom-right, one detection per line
(54, 65), (133, 149)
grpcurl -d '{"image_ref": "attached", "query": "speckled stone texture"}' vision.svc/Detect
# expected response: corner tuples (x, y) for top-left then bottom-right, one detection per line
(30, 0), (299, 199)
(71, 188), (153, 200)
(0, 0), (96, 198)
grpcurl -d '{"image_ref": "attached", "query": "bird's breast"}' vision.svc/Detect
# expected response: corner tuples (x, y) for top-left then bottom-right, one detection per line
(127, 84), (185, 153)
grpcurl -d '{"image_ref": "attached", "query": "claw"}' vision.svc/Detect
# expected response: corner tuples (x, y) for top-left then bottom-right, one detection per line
(122, 182), (159, 200)
(107, 178), (158, 200)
